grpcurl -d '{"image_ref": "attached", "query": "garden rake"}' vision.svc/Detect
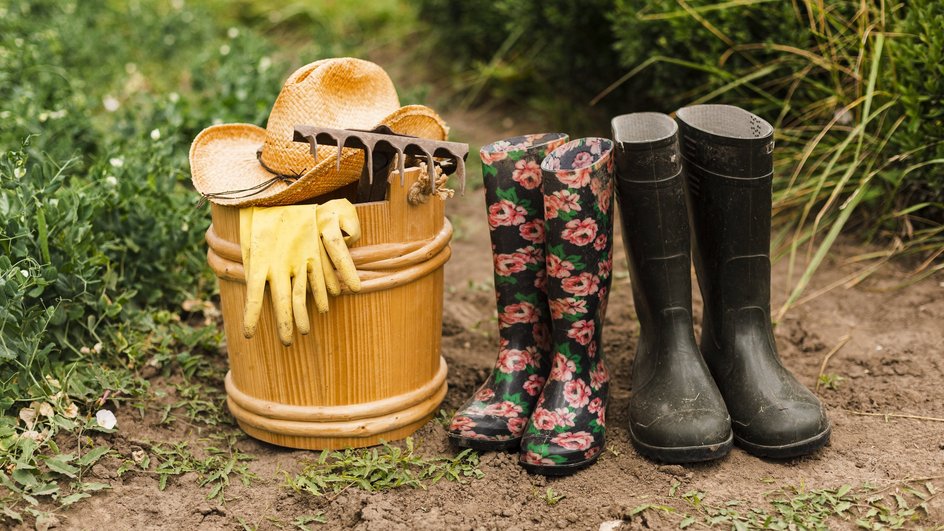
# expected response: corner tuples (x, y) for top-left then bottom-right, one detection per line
(294, 125), (469, 203)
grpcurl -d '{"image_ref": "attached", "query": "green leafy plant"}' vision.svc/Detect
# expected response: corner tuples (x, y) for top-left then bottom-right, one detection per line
(541, 487), (566, 506)
(117, 438), (256, 502)
(284, 438), (483, 497)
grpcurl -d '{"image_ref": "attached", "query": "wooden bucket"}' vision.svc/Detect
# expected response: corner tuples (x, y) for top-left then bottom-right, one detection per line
(204, 167), (449, 449)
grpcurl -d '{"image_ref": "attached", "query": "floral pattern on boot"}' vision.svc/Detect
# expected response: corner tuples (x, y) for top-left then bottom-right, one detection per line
(519, 137), (615, 474)
(448, 133), (569, 450)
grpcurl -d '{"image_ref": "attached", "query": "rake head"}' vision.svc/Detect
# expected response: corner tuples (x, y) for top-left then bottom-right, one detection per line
(293, 125), (469, 202)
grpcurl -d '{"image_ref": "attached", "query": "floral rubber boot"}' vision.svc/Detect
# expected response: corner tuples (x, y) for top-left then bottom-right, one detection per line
(519, 137), (615, 475)
(448, 133), (569, 451)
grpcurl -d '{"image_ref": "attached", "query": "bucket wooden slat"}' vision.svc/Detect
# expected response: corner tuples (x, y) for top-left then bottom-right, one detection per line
(208, 167), (449, 449)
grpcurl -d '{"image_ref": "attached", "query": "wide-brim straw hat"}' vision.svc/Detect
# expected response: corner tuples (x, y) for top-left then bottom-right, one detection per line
(190, 57), (448, 206)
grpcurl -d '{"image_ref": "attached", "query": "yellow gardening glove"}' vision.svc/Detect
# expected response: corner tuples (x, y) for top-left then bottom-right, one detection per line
(240, 205), (333, 346)
(316, 199), (362, 293)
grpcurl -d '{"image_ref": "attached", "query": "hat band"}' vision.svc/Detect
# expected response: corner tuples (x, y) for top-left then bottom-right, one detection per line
(195, 148), (307, 206)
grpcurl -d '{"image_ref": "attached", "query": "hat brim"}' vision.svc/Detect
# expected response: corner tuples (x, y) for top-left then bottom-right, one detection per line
(189, 105), (448, 207)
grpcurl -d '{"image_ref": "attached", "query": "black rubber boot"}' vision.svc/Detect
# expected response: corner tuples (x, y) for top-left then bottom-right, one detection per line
(676, 105), (830, 458)
(448, 133), (568, 451)
(611, 113), (732, 463)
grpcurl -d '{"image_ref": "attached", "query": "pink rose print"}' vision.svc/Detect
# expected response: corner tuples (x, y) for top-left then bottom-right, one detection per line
(573, 151), (594, 168)
(496, 347), (528, 373)
(597, 407), (606, 427)
(511, 159), (543, 190)
(483, 400), (524, 417)
(534, 268), (547, 290)
(549, 353), (576, 381)
(587, 340), (598, 359)
(488, 199), (527, 228)
(474, 388), (495, 402)
(546, 253), (575, 279)
(450, 416), (476, 431)
(567, 319), (595, 346)
(590, 361), (610, 390)
(549, 297), (587, 320)
(519, 219), (545, 243)
(543, 154), (561, 171)
(588, 397), (604, 414)
(562, 218), (598, 246)
(545, 190), (582, 219)
(599, 286), (609, 317)
(533, 322), (551, 351)
(562, 272), (600, 296)
(518, 245), (543, 265)
(479, 149), (508, 165)
(499, 302), (540, 327)
(557, 167), (591, 188)
(563, 379), (591, 408)
(493, 252), (528, 276)
(523, 374), (546, 396)
(597, 255), (612, 279)
(554, 190), (581, 215)
(551, 431), (594, 451)
(584, 446), (602, 460)
(531, 407), (558, 430)
(553, 408), (577, 428)
(543, 194), (561, 219)
(507, 417), (528, 436)
(522, 451), (557, 466)
(593, 233), (607, 252)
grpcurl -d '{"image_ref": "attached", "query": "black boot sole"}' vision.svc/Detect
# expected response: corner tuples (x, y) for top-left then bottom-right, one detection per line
(448, 433), (521, 452)
(518, 452), (601, 476)
(629, 427), (733, 464)
(734, 425), (831, 459)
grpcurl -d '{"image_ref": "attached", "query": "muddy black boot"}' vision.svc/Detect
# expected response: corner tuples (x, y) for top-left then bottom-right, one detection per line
(676, 105), (830, 458)
(448, 133), (568, 451)
(611, 113), (732, 463)
(519, 138), (615, 475)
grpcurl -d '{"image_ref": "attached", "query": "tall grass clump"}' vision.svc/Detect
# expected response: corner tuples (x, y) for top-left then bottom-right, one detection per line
(419, 0), (943, 313)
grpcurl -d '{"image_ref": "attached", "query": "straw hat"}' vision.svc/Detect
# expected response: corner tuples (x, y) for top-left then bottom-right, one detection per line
(190, 58), (448, 206)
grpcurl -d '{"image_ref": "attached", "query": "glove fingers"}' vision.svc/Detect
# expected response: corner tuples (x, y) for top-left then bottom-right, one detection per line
(243, 272), (266, 339)
(292, 267), (310, 336)
(322, 225), (361, 292)
(308, 247), (330, 313)
(320, 243), (342, 296)
(270, 273), (294, 346)
(339, 215), (361, 244)
(239, 208), (254, 270)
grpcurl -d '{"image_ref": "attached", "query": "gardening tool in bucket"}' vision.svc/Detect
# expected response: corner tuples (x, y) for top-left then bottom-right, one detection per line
(190, 57), (468, 450)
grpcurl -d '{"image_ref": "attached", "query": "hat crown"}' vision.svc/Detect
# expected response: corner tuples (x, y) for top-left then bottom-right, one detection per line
(260, 58), (401, 176)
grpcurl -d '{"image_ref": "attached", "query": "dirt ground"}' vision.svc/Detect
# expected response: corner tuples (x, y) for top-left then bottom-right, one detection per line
(54, 114), (944, 529)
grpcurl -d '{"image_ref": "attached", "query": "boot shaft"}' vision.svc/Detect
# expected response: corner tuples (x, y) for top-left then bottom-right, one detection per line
(676, 105), (776, 317)
(540, 137), (615, 352)
(611, 113), (694, 327)
(480, 133), (568, 352)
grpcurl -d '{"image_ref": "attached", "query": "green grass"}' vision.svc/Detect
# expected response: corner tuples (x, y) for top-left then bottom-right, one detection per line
(117, 437), (256, 502)
(622, 479), (942, 530)
(284, 438), (483, 497)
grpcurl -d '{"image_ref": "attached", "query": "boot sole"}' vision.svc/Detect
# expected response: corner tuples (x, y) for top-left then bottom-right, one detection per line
(734, 425), (831, 459)
(448, 433), (521, 452)
(518, 452), (601, 476)
(629, 427), (733, 464)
